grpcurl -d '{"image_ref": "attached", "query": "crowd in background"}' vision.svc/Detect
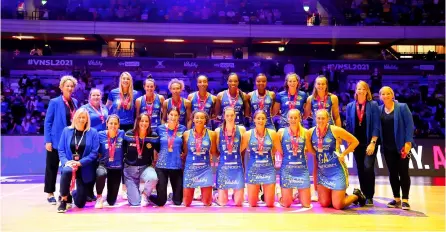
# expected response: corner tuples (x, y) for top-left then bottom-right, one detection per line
(1, 67), (444, 138)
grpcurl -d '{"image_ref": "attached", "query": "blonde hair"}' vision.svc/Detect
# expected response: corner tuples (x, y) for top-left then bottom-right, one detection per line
(379, 86), (395, 99)
(168, 78), (185, 91)
(284, 73), (300, 92)
(59, 75), (78, 89)
(312, 75), (330, 98)
(354, 81), (372, 101)
(287, 109), (305, 138)
(89, 88), (102, 98)
(69, 108), (91, 131)
(315, 109), (330, 119)
(118, 72), (134, 110)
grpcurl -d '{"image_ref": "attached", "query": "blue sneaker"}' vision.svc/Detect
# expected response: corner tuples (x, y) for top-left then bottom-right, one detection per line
(47, 196), (57, 205)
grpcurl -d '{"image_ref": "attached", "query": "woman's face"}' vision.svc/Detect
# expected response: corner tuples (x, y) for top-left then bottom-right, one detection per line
(224, 109), (236, 124)
(315, 78), (327, 93)
(75, 112), (88, 129)
(121, 74), (131, 88)
(168, 110), (180, 124)
(89, 89), (102, 106)
(193, 112), (207, 127)
(144, 80), (155, 95)
(254, 112), (267, 128)
(287, 110), (300, 126)
(197, 76), (208, 91)
(227, 75), (239, 89)
(107, 117), (120, 132)
(61, 80), (75, 96)
(287, 76), (299, 90)
(315, 111), (329, 128)
(170, 83), (182, 96)
(256, 75), (267, 91)
(356, 83), (367, 99)
(139, 115), (150, 131)
(380, 88), (394, 103)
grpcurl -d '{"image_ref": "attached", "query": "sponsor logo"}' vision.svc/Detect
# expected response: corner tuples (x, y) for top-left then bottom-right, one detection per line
(155, 61), (165, 69)
(214, 63), (235, 68)
(383, 64), (398, 70)
(88, 60), (103, 67)
(118, 61), (140, 67)
(184, 61), (198, 68)
(327, 64), (369, 71)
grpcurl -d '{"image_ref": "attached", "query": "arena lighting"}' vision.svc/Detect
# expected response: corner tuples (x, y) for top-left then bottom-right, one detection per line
(63, 37), (86, 40)
(213, 40), (234, 43)
(115, 38), (135, 41)
(303, 6), (310, 12)
(309, 41), (330, 45)
(164, 39), (184, 42)
(401, 55), (413, 58)
(12, 35), (35, 39)
(358, 41), (380, 45)
(260, 41), (282, 44)
(278, 46), (285, 52)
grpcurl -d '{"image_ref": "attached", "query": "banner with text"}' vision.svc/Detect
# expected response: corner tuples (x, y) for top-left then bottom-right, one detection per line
(308, 60), (445, 75)
(10, 56), (277, 73)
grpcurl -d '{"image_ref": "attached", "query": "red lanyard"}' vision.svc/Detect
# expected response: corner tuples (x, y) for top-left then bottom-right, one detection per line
(194, 129), (205, 153)
(135, 132), (144, 159)
(257, 90), (266, 110)
(167, 124), (179, 152)
(107, 131), (117, 161)
(254, 129), (266, 154)
(317, 94), (328, 110)
(145, 95), (154, 115)
(120, 93), (130, 109)
(288, 127), (300, 155)
(197, 92), (208, 111)
(226, 90), (239, 108)
(316, 125), (328, 150)
(90, 103), (104, 123)
(356, 101), (365, 126)
(224, 126), (235, 153)
(287, 91), (297, 110)
(171, 98), (182, 110)
(62, 96), (75, 121)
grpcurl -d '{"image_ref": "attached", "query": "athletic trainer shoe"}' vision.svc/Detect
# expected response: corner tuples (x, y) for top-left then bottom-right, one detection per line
(365, 199), (374, 206)
(57, 201), (67, 213)
(387, 200), (401, 208)
(47, 196), (57, 205)
(353, 188), (366, 206)
(401, 202), (410, 210)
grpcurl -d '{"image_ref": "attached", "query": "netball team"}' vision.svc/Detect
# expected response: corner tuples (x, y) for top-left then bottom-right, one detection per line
(44, 72), (414, 213)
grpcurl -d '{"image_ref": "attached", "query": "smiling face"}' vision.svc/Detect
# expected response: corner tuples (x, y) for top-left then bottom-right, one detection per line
(286, 75), (299, 90)
(227, 74), (239, 90)
(315, 110), (329, 128)
(170, 83), (182, 97)
(224, 108), (236, 124)
(315, 77), (327, 93)
(107, 117), (120, 132)
(139, 115), (150, 131)
(167, 109), (180, 124)
(380, 87), (394, 104)
(256, 75), (267, 91)
(254, 111), (267, 128)
(197, 76), (208, 92)
(120, 73), (131, 89)
(89, 89), (102, 106)
(61, 80), (75, 96)
(193, 111), (207, 127)
(287, 109), (301, 127)
(75, 112), (89, 130)
(144, 80), (156, 95)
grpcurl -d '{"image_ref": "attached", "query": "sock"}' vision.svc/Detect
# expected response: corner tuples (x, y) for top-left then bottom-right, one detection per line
(394, 198), (401, 202)
(402, 199), (409, 203)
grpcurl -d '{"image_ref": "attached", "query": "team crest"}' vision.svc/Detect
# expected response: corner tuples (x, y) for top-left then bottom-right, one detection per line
(146, 143), (152, 149)
(117, 137), (123, 142)
(202, 140), (209, 146)
(234, 137), (239, 143)
(265, 140), (272, 145)
(325, 138), (332, 143)
(177, 132), (182, 137)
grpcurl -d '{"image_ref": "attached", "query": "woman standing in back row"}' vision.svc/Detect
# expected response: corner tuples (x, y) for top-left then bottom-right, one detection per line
(345, 81), (380, 206)
(136, 78), (165, 130)
(248, 73), (276, 130)
(187, 75), (216, 129)
(162, 79), (192, 128)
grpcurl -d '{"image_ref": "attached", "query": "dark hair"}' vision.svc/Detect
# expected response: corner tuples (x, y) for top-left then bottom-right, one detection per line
(133, 112), (152, 135)
(191, 110), (209, 125)
(144, 78), (156, 87)
(220, 106), (236, 132)
(106, 114), (120, 124)
(284, 73), (300, 92)
(167, 107), (181, 116)
(256, 73), (267, 80)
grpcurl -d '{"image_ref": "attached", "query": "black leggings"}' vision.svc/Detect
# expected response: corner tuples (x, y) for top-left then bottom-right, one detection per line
(149, 168), (183, 206)
(95, 166), (122, 205)
(354, 144), (377, 199)
(44, 149), (59, 193)
(383, 148), (411, 199)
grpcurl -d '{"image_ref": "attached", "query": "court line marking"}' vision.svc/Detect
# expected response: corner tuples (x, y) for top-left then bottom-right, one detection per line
(0, 184), (42, 199)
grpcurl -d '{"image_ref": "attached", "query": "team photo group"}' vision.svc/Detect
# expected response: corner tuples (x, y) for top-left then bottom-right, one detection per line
(44, 71), (414, 213)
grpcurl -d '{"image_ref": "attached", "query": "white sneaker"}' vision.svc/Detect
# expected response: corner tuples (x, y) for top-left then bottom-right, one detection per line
(95, 197), (103, 209)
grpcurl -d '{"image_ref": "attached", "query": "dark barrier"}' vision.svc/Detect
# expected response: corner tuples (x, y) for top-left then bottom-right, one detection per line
(1, 136), (444, 176)
(308, 60), (445, 75)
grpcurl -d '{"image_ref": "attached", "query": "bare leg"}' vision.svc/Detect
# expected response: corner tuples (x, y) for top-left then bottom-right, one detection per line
(262, 183), (276, 208)
(247, 184), (260, 207)
(183, 188), (195, 207)
(331, 190), (358, 210)
(298, 188), (311, 208)
(280, 188), (293, 208)
(217, 189), (229, 206)
(200, 186), (213, 206)
(317, 184), (332, 208)
(233, 188), (244, 207)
